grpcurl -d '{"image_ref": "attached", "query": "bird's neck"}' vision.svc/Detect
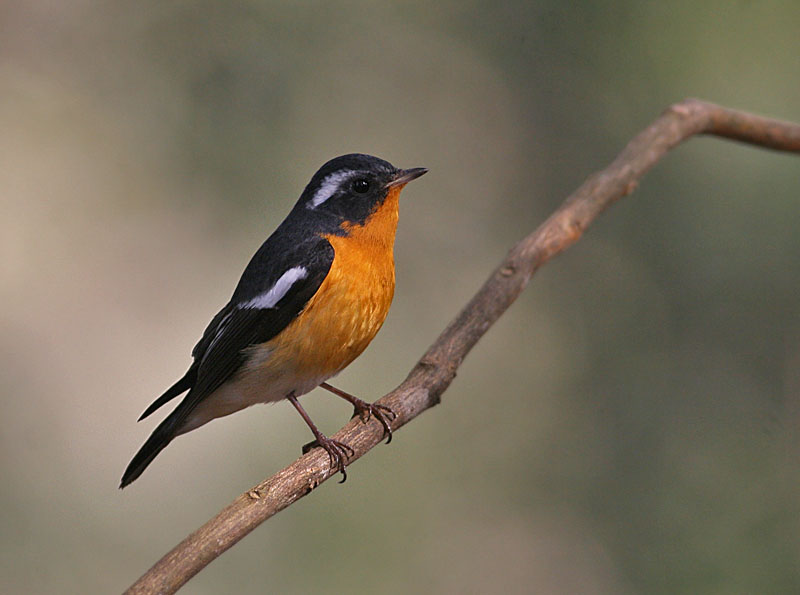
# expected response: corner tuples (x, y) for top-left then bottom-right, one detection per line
(337, 186), (401, 251)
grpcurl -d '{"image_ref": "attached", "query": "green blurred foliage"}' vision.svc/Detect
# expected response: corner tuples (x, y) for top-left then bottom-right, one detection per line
(1, 1), (798, 593)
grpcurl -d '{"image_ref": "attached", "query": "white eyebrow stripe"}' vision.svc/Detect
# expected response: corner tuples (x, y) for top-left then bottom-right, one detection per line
(308, 171), (353, 208)
(239, 266), (309, 309)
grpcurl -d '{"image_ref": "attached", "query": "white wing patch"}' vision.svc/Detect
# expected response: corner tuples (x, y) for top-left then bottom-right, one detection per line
(199, 267), (308, 366)
(308, 171), (352, 208)
(240, 266), (309, 309)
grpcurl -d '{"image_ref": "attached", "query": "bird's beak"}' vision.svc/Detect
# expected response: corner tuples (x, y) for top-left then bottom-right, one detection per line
(386, 167), (428, 188)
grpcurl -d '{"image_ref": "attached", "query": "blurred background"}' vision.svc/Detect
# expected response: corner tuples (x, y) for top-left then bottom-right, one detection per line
(2, 1), (799, 593)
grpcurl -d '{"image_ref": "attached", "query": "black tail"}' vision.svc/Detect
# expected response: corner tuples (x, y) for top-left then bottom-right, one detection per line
(120, 408), (186, 489)
(138, 366), (197, 422)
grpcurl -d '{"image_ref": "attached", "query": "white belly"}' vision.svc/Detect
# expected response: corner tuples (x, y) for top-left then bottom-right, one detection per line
(176, 361), (334, 435)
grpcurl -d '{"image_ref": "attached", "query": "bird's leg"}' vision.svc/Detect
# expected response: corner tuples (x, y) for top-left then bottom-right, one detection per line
(287, 393), (353, 483)
(319, 382), (396, 444)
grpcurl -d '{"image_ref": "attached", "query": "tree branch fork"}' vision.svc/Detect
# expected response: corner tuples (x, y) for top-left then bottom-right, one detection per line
(125, 99), (800, 594)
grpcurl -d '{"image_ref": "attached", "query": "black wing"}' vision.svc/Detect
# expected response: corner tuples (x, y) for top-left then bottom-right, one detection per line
(137, 234), (334, 421)
(121, 236), (334, 488)
(185, 235), (334, 413)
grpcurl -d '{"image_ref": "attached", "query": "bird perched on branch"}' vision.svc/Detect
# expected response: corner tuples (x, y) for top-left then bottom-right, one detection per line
(121, 154), (427, 488)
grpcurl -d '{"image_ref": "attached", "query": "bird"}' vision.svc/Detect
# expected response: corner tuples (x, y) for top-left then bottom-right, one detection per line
(120, 153), (427, 488)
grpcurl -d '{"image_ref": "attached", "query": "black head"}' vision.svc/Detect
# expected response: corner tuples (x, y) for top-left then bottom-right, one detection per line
(295, 153), (427, 228)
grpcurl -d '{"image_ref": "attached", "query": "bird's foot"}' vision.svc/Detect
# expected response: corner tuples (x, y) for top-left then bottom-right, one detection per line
(319, 382), (396, 443)
(302, 435), (355, 483)
(350, 399), (397, 444)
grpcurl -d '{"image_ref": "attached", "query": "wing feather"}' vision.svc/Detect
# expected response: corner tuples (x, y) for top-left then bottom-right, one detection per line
(120, 237), (334, 488)
(134, 237), (334, 424)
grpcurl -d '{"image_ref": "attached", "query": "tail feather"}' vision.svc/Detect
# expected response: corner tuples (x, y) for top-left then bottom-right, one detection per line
(138, 366), (197, 422)
(120, 408), (186, 489)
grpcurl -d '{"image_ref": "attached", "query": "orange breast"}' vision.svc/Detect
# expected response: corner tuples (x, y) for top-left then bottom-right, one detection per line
(258, 186), (402, 383)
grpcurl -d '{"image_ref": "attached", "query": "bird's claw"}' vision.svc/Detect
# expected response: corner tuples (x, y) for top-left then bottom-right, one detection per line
(352, 402), (397, 444)
(302, 436), (354, 482)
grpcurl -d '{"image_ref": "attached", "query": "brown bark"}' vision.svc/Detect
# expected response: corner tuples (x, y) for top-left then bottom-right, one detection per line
(125, 99), (800, 594)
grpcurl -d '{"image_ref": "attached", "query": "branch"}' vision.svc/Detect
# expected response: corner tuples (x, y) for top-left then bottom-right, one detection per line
(125, 99), (800, 594)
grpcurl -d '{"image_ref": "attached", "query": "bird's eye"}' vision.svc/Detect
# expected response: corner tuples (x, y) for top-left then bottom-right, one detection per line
(352, 178), (370, 194)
